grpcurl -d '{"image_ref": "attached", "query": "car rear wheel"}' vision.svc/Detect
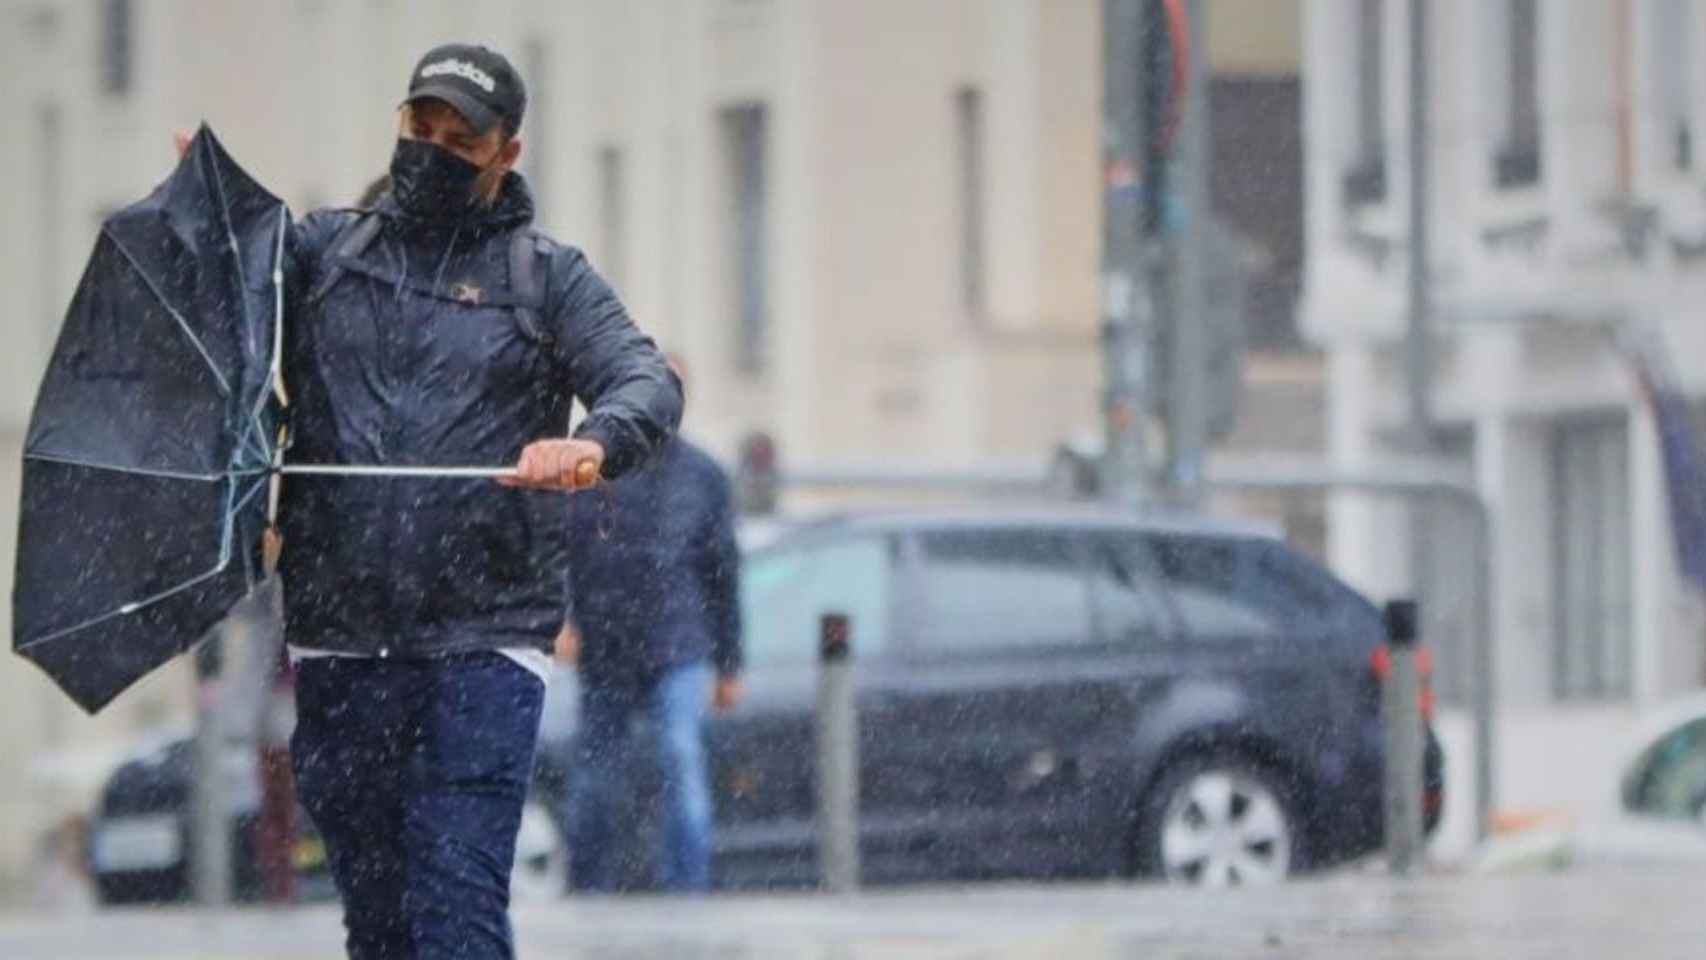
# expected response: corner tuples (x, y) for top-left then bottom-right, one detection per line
(1139, 755), (1297, 887)
(510, 800), (568, 902)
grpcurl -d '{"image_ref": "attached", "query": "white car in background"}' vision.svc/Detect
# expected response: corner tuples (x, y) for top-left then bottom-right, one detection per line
(1476, 693), (1706, 871)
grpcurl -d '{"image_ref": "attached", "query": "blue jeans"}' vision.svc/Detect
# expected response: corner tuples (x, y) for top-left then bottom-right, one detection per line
(565, 662), (714, 892)
(291, 652), (544, 959)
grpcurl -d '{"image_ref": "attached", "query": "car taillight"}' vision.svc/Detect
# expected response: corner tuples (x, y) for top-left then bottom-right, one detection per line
(1371, 644), (1435, 721)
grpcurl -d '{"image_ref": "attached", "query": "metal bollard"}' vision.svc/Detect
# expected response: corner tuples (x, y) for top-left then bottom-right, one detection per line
(815, 612), (860, 893)
(1383, 599), (1425, 875)
(191, 620), (234, 906)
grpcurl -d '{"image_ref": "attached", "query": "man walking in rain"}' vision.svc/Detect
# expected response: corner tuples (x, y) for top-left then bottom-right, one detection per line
(557, 357), (742, 893)
(177, 44), (680, 957)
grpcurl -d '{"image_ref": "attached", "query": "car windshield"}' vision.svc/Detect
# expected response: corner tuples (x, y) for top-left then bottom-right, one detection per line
(1625, 716), (1706, 820)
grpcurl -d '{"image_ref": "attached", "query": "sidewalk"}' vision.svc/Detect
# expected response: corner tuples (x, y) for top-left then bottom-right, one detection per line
(3, 866), (1703, 959)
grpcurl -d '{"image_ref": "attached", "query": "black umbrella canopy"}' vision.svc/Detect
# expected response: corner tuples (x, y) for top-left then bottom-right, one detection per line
(13, 125), (288, 713)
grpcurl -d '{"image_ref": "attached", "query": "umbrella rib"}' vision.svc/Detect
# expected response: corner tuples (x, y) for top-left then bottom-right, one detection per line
(245, 208), (291, 466)
(237, 209), (292, 469)
(20, 467), (258, 655)
(16, 557), (233, 654)
(269, 207), (288, 404)
(230, 470), (271, 517)
(16, 500), (237, 655)
(23, 451), (225, 483)
(205, 147), (277, 472)
(235, 416), (271, 466)
(105, 230), (233, 398)
(206, 145), (252, 322)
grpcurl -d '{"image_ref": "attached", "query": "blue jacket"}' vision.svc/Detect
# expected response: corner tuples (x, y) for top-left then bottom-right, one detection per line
(277, 175), (681, 657)
(566, 439), (742, 683)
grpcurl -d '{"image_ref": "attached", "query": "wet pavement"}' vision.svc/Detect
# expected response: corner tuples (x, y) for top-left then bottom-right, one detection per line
(3, 866), (1703, 959)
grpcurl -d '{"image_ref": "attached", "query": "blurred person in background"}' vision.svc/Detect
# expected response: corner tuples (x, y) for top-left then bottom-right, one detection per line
(558, 355), (742, 894)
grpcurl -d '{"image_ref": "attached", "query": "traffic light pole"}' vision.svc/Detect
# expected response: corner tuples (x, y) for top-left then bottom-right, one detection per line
(1100, 0), (1156, 506)
(1163, 0), (1211, 506)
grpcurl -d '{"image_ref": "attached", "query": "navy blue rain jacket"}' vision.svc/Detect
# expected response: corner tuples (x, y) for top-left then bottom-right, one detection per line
(277, 175), (681, 657)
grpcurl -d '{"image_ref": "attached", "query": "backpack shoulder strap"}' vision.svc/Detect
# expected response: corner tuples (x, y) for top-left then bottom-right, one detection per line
(307, 212), (384, 304)
(508, 229), (554, 345)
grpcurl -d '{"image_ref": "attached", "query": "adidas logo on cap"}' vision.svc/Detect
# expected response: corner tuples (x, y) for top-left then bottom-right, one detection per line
(419, 58), (496, 93)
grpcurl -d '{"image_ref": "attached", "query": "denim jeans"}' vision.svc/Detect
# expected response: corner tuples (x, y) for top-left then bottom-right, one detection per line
(565, 661), (714, 892)
(291, 652), (544, 959)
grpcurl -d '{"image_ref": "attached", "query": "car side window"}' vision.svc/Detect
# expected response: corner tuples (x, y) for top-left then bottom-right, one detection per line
(740, 536), (892, 666)
(1088, 534), (1174, 645)
(1625, 717), (1706, 819)
(1252, 542), (1382, 637)
(1145, 534), (1284, 640)
(912, 528), (1093, 654)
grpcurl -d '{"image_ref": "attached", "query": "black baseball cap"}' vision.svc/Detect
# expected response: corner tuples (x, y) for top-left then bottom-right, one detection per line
(403, 43), (526, 137)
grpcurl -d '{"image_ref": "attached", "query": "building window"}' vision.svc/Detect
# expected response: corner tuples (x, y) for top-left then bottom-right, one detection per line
(1494, 0), (1542, 188)
(1344, 0), (1387, 206)
(596, 146), (626, 292)
(521, 38), (549, 209)
(100, 0), (133, 96)
(39, 103), (63, 346)
(1655, 0), (1693, 172)
(1552, 418), (1632, 701)
(720, 103), (769, 378)
(954, 86), (986, 319)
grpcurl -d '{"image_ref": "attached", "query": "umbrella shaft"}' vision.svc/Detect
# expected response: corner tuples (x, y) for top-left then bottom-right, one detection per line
(280, 464), (516, 479)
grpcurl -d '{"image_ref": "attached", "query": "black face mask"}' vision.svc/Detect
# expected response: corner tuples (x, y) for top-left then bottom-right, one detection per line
(389, 138), (483, 218)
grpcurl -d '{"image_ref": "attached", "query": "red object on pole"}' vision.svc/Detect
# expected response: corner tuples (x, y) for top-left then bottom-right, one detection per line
(1159, 0), (1191, 152)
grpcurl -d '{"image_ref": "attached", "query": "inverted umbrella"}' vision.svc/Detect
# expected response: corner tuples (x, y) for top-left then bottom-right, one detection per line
(12, 126), (289, 713)
(13, 126), (597, 714)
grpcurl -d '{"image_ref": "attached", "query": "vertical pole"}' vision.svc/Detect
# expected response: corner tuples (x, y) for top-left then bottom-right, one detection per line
(815, 613), (859, 893)
(191, 622), (233, 906)
(1405, 0), (1430, 436)
(1166, 0), (1211, 505)
(1101, 0), (1153, 506)
(1383, 599), (1425, 874)
(1472, 504), (1497, 842)
(1402, 3), (1439, 854)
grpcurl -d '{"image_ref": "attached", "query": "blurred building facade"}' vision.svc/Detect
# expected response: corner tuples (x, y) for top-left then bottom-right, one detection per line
(1304, 0), (1706, 855)
(0, 0), (1308, 897)
(0, 0), (1104, 896)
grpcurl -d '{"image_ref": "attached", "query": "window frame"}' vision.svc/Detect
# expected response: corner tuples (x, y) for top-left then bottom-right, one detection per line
(100, 0), (134, 98)
(1492, 0), (1542, 190)
(1343, 0), (1388, 208)
(596, 143), (626, 291)
(1085, 530), (1185, 649)
(1651, 0), (1696, 175)
(719, 102), (770, 379)
(953, 85), (987, 321)
(1550, 415), (1634, 702)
